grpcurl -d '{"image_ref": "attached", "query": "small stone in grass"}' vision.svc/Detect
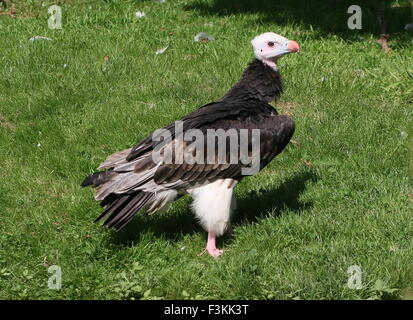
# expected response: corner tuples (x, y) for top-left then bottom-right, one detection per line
(400, 131), (408, 139)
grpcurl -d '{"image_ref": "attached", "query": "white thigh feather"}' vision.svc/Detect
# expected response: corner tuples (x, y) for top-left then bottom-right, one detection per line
(189, 179), (237, 236)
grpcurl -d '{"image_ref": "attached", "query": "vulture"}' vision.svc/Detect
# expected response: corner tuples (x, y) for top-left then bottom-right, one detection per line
(82, 32), (299, 257)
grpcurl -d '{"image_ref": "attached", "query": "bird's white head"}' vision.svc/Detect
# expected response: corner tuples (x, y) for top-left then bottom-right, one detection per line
(251, 32), (300, 70)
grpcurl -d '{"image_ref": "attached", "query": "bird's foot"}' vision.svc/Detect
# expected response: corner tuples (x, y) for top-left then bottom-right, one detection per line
(207, 247), (224, 258)
(198, 247), (224, 257)
(197, 232), (224, 258)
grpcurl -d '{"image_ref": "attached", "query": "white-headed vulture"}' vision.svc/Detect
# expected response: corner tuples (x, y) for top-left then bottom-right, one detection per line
(82, 32), (299, 257)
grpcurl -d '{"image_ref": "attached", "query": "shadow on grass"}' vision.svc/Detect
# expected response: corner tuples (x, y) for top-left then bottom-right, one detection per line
(234, 169), (317, 225)
(110, 168), (318, 246)
(183, 0), (412, 42)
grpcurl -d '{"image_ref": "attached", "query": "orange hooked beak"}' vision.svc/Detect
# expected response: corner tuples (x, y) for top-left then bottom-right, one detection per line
(287, 40), (300, 53)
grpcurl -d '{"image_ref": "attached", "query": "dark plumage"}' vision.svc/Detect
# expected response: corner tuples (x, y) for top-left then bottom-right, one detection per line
(82, 32), (299, 257)
(223, 59), (283, 102)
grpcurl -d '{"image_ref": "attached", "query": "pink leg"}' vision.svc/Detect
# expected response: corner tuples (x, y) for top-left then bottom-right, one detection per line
(206, 232), (223, 257)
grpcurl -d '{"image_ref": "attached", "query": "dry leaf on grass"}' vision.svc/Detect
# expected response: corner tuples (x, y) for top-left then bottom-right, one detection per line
(302, 160), (313, 167)
(0, 115), (16, 130)
(290, 139), (300, 146)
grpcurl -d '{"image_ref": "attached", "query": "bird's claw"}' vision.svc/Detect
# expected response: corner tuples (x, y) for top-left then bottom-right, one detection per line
(198, 247), (224, 257)
(207, 247), (224, 258)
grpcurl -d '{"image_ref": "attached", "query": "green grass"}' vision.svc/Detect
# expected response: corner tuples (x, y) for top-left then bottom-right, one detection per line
(1, 0), (413, 299)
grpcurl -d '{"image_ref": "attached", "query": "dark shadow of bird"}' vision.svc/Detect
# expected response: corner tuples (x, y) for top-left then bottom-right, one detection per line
(110, 168), (318, 247)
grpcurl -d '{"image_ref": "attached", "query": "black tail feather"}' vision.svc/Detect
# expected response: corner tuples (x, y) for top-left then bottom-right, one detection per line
(95, 194), (131, 223)
(81, 170), (114, 187)
(111, 193), (154, 230)
(95, 192), (154, 230)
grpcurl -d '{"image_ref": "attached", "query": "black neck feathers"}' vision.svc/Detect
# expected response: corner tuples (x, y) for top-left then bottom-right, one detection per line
(222, 59), (283, 103)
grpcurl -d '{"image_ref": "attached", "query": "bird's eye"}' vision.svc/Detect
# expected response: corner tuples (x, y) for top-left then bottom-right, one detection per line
(268, 41), (275, 47)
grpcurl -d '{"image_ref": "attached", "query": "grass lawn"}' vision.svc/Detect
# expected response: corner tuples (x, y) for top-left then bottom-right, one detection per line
(0, 0), (413, 299)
